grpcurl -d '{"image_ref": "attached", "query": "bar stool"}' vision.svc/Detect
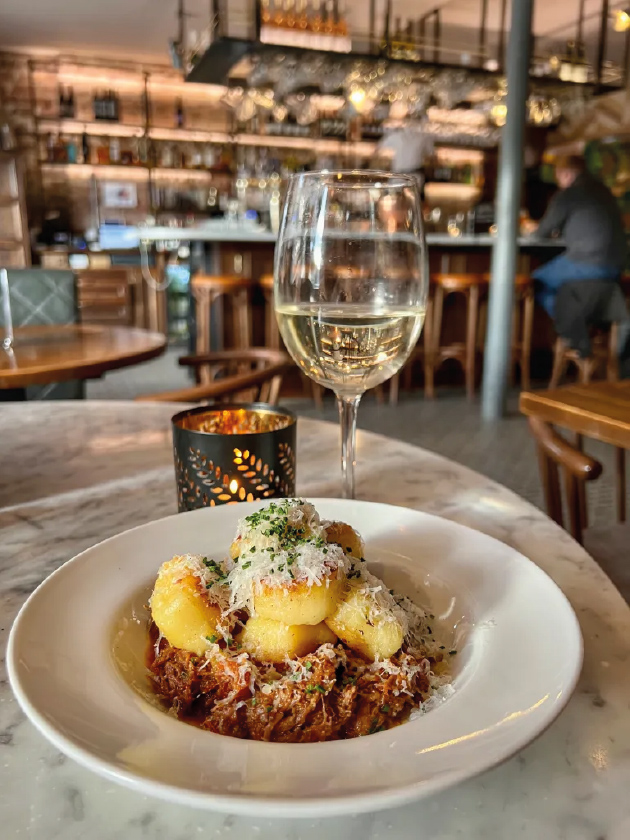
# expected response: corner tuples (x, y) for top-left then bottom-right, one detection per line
(549, 326), (619, 389)
(478, 273), (534, 391)
(425, 273), (488, 399)
(510, 274), (535, 391)
(259, 273), (323, 408)
(191, 274), (255, 384)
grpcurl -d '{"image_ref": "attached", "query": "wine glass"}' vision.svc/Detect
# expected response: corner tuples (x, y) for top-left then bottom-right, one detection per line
(274, 171), (428, 499)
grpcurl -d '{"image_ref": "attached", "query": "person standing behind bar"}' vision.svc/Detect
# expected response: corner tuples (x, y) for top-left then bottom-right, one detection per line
(529, 155), (626, 316)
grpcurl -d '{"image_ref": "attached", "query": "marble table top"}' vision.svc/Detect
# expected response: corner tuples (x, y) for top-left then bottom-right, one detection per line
(1, 401), (629, 840)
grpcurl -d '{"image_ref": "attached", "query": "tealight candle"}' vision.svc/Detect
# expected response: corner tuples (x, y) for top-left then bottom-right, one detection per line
(171, 403), (296, 511)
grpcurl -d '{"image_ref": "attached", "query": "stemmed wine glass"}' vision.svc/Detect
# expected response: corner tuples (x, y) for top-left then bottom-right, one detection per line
(274, 171), (428, 499)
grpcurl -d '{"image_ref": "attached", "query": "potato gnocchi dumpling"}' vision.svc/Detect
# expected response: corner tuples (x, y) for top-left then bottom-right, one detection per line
(325, 521), (364, 560)
(325, 580), (404, 661)
(240, 617), (337, 663)
(150, 556), (222, 656)
(253, 573), (345, 626)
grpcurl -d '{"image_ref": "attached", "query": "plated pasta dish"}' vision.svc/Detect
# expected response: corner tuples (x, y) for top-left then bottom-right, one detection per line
(148, 499), (454, 742)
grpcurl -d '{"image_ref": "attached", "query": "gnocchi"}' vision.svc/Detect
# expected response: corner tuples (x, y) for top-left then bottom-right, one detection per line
(325, 580), (404, 661)
(240, 617), (337, 663)
(150, 556), (222, 656)
(253, 573), (345, 625)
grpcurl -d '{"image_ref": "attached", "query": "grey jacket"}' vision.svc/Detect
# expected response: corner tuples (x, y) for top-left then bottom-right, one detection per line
(536, 173), (627, 269)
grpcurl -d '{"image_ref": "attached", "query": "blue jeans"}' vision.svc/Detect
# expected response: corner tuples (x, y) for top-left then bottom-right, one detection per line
(532, 255), (620, 317)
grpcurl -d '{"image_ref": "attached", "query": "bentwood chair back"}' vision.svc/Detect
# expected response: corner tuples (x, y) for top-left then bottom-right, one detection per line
(136, 349), (293, 404)
(527, 415), (630, 601)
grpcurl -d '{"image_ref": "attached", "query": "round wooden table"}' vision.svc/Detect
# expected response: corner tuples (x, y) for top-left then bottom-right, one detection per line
(0, 324), (166, 388)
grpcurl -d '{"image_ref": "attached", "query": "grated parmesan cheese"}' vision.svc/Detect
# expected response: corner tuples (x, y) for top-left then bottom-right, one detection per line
(225, 500), (351, 613)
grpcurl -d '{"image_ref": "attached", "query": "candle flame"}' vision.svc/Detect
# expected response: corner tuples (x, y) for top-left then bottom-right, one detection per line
(229, 479), (239, 494)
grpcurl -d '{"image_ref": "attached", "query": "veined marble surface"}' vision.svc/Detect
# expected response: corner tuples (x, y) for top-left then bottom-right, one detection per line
(1, 401), (629, 840)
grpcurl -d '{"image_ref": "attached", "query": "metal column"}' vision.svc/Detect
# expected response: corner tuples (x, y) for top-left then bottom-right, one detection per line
(481, 0), (533, 420)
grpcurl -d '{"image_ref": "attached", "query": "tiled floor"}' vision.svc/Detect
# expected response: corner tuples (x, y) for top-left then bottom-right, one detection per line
(87, 347), (627, 528)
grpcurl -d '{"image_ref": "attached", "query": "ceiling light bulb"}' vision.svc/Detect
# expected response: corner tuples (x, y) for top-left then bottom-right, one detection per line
(613, 10), (630, 32)
(349, 87), (366, 106)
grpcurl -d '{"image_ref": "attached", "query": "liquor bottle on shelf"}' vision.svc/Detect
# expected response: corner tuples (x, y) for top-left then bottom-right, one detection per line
(380, 0), (391, 56)
(404, 20), (417, 60)
(96, 142), (110, 165)
(334, 1), (348, 36)
(323, 0), (335, 34)
(284, 0), (296, 29)
(66, 137), (77, 163)
(260, 0), (272, 25)
(67, 87), (75, 118)
(96, 90), (106, 120)
(175, 98), (185, 128)
(109, 137), (121, 163)
(310, 0), (324, 32)
(272, 0), (286, 26)
(296, 0), (308, 29)
(46, 132), (56, 163)
(81, 131), (90, 164)
(390, 17), (404, 59)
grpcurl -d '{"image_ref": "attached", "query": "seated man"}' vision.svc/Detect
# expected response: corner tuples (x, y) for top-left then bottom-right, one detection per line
(531, 155), (626, 317)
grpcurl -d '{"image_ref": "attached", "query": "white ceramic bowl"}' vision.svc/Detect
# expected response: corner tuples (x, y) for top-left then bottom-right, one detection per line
(7, 499), (582, 818)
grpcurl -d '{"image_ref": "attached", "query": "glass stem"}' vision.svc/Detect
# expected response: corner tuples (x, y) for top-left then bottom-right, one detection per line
(337, 394), (361, 500)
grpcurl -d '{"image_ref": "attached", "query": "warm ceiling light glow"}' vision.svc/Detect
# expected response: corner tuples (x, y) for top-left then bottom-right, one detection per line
(613, 9), (630, 31)
(229, 479), (239, 494)
(349, 87), (366, 106)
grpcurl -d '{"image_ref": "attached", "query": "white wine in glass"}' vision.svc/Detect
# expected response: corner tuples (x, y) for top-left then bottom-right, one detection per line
(274, 171), (428, 499)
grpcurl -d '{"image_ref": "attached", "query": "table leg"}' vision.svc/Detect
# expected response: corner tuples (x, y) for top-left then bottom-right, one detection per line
(617, 446), (626, 523)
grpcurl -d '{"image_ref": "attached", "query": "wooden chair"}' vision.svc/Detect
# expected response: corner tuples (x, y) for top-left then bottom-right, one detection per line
(191, 275), (255, 384)
(136, 348), (293, 404)
(549, 326), (619, 389)
(425, 273), (489, 399)
(528, 416), (630, 601)
(528, 416), (603, 544)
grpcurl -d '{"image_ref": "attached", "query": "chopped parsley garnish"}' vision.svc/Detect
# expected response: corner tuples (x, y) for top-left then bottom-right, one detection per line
(202, 557), (226, 580)
(251, 698), (257, 706)
(314, 684), (326, 694)
(206, 635), (218, 644)
(449, 650), (457, 656)
(250, 546), (256, 553)
(380, 704), (390, 714)
(305, 661), (313, 670)
(305, 686), (315, 694)
(241, 561), (252, 570)
(266, 705), (273, 712)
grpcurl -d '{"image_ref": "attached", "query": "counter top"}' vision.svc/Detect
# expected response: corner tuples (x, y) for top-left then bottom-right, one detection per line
(135, 225), (564, 248)
(2, 402), (629, 839)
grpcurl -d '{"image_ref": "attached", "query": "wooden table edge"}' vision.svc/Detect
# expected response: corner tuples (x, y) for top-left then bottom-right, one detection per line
(0, 329), (167, 388)
(519, 391), (630, 449)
